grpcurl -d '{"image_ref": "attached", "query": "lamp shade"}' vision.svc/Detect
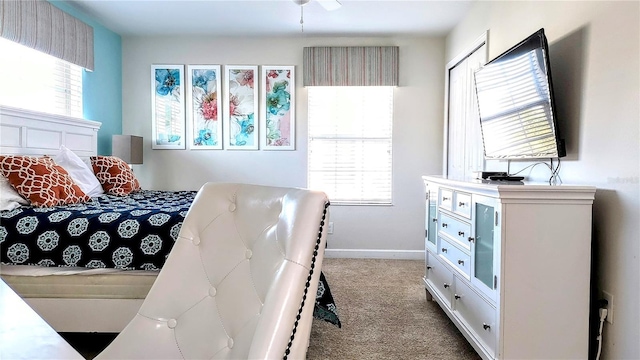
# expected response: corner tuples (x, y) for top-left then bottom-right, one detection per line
(112, 135), (143, 164)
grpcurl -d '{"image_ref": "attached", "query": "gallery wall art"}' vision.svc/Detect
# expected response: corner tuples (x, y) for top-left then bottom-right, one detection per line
(261, 66), (295, 150)
(151, 64), (296, 152)
(151, 65), (185, 150)
(224, 65), (259, 150)
(187, 65), (222, 150)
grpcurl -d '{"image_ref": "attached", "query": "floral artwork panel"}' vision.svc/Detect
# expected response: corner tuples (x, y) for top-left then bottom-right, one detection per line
(187, 65), (222, 150)
(224, 65), (258, 150)
(151, 65), (186, 150)
(261, 66), (295, 150)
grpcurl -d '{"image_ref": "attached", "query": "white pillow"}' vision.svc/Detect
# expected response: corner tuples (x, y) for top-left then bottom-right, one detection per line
(54, 145), (104, 197)
(0, 175), (29, 211)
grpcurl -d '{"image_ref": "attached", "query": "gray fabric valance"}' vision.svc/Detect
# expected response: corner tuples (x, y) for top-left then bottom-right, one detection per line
(303, 46), (399, 86)
(0, 0), (94, 71)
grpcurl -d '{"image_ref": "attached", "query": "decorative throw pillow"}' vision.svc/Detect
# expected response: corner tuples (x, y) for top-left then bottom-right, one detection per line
(0, 156), (91, 207)
(54, 145), (105, 197)
(90, 156), (141, 196)
(0, 175), (30, 211)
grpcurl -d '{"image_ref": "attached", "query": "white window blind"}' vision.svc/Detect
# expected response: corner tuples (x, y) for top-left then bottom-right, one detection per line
(0, 37), (83, 118)
(308, 86), (393, 205)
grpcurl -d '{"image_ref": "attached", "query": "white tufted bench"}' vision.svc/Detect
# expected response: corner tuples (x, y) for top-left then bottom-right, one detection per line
(96, 183), (330, 359)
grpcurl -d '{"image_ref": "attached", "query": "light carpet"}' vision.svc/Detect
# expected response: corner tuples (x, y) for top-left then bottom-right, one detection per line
(307, 258), (481, 360)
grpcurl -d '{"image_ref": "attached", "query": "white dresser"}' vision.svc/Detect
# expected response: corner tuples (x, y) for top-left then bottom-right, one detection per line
(422, 176), (596, 360)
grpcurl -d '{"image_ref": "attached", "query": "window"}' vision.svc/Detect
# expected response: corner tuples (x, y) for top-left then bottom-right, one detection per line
(308, 86), (393, 205)
(0, 37), (83, 118)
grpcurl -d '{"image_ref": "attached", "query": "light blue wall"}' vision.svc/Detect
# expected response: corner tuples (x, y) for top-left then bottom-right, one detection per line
(50, 1), (122, 155)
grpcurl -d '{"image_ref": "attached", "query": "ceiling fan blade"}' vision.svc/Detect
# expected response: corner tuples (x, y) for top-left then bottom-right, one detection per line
(317, 0), (342, 11)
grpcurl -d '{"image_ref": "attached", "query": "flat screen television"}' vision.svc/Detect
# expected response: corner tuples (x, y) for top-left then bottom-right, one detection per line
(474, 28), (566, 160)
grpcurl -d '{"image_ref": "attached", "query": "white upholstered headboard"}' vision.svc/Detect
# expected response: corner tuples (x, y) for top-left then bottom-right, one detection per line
(0, 105), (101, 158)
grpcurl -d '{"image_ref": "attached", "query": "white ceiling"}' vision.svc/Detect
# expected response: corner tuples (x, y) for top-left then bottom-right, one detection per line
(66, 0), (473, 37)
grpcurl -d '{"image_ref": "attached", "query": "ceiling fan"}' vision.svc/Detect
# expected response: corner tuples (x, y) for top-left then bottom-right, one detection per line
(293, 0), (342, 11)
(292, 0), (341, 31)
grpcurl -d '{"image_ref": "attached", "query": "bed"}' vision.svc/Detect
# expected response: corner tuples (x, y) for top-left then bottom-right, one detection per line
(0, 106), (340, 332)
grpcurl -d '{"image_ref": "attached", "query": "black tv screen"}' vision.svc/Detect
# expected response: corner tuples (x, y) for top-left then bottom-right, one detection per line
(474, 28), (566, 160)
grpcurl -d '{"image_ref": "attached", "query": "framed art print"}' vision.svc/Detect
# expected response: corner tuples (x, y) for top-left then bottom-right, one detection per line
(224, 65), (258, 150)
(187, 65), (222, 149)
(261, 66), (295, 150)
(151, 64), (185, 150)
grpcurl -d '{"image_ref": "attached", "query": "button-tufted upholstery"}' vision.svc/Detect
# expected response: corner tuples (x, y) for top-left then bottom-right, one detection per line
(96, 183), (330, 360)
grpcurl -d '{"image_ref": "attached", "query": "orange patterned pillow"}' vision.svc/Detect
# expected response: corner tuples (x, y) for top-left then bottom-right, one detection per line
(90, 156), (141, 196)
(0, 156), (91, 207)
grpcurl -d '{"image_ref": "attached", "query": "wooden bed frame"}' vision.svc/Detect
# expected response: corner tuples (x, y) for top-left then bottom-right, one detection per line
(0, 106), (150, 332)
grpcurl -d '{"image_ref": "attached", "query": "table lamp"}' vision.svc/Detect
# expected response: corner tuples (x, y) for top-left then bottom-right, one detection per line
(112, 135), (143, 165)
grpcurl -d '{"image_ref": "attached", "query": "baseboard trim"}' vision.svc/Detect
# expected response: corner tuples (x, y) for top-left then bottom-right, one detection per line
(324, 249), (424, 260)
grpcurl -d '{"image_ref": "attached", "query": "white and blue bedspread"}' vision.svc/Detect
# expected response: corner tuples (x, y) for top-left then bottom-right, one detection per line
(1, 190), (192, 270)
(0, 190), (341, 327)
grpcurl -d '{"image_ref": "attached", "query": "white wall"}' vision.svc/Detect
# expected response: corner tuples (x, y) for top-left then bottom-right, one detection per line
(446, 1), (639, 359)
(121, 36), (445, 258)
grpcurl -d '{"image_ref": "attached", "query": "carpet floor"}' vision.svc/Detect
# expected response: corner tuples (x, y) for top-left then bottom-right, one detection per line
(307, 258), (480, 360)
(64, 258), (480, 359)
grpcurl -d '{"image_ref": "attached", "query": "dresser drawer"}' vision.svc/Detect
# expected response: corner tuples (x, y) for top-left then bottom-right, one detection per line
(453, 278), (497, 357)
(438, 212), (471, 250)
(439, 188), (453, 211)
(425, 251), (453, 308)
(439, 237), (471, 279)
(453, 192), (472, 219)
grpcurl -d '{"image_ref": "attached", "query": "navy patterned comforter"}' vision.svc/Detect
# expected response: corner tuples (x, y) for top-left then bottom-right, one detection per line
(0, 190), (340, 327)
(1, 190), (191, 270)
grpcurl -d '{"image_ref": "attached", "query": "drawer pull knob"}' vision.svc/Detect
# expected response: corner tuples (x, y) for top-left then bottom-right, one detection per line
(442, 223), (448, 228)
(458, 202), (465, 207)
(468, 237), (475, 243)
(442, 197), (450, 201)
(458, 231), (465, 236)
(454, 294), (461, 300)
(483, 323), (491, 331)
(426, 266), (432, 270)
(457, 259), (465, 265)
(441, 248), (448, 253)
(432, 218), (438, 223)
(443, 283), (450, 289)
